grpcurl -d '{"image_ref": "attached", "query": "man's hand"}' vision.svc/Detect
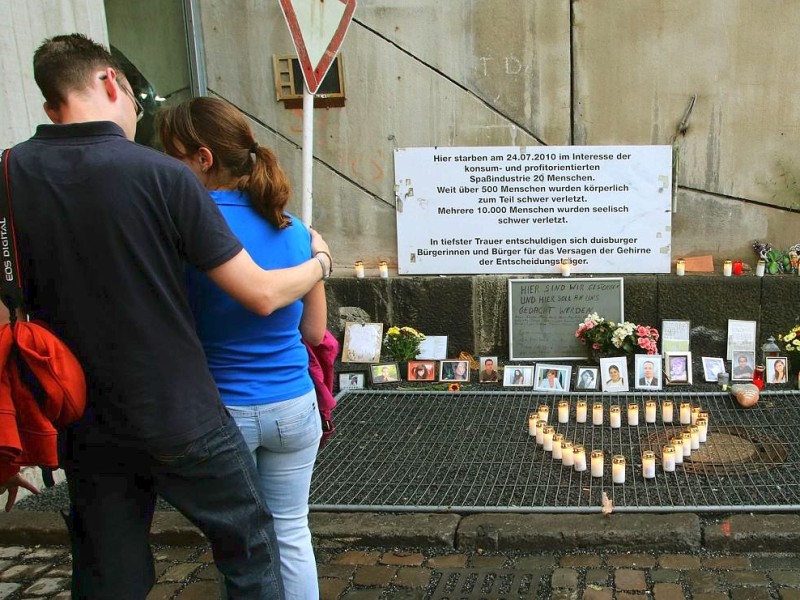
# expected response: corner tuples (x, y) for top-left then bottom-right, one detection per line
(0, 473), (40, 512)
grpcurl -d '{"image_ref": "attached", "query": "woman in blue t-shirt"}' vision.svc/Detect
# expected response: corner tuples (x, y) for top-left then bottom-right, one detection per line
(158, 97), (327, 599)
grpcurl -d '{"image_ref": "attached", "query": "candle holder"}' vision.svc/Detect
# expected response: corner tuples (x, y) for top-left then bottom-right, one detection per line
(612, 455), (626, 484)
(527, 413), (538, 436)
(609, 405), (621, 428)
(642, 450), (656, 479)
(354, 260), (365, 279)
(756, 259), (766, 277)
(557, 400), (569, 424)
(645, 400), (657, 423)
(535, 420), (546, 445)
(691, 406), (701, 425)
(561, 441), (574, 466)
(378, 260), (389, 279)
(560, 258), (572, 277)
(697, 417), (708, 443)
(690, 425), (700, 450)
(662, 400), (674, 423)
(552, 434), (564, 460)
(679, 402), (692, 425)
(576, 400), (588, 423)
(732, 259), (743, 275)
(537, 404), (549, 423)
(723, 259), (733, 276)
(662, 445), (676, 472)
(676, 258), (685, 276)
(573, 445), (587, 472)
(753, 365), (766, 390)
(671, 436), (684, 464)
(542, 426), (555, 451)
(590, 450), (604, 477)
(681, 431), (692, 457)
(592, 402), (604, 426)
(627, 402), (639, 426)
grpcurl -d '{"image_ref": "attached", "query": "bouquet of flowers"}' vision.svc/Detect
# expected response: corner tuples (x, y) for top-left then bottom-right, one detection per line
(777, 324), (800, 354)
(383, 326), (425, 362)
(575, 313), (659, 356)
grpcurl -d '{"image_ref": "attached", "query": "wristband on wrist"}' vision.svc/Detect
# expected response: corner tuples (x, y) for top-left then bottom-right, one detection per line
(315, 255), (330, 280)
(315, 251), (333, 279)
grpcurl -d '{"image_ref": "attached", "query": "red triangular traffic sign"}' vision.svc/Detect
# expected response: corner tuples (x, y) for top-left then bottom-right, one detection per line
(279, 0), (357, 95)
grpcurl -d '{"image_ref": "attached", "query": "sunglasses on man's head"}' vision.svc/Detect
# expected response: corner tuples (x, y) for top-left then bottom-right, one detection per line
(99, 73), (144, 122)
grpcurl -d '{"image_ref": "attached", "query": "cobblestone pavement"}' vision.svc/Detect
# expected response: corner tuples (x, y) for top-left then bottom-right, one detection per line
(1, 542), (799, 599)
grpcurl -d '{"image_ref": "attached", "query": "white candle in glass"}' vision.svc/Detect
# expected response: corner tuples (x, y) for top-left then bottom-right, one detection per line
(697, 418), (708, 443)
(561, 258), (572, 277)
(690, 425), (700, 450)
(538, 404), (549, 423)
(662, 445), (676, 472)
(590, 450), (604, 477)
(699, 411), (710, 429)
(681, 432), (692, 457)
(676, 259), (685, 276)
(662, 400), (674, 423)
(561, 441), (574, 466)
(642, 451), (656, 479)
(756, 259), (766, 277)
(723, 259), (733, 276)
(354, 260), (365, 279)
(379, 260), (389, 278)
(543, 426), (555, 451)
(609, 405), (621, 428)
(552, 434), (564, 460)
(576, 400), (588, 423)
(535, 420), (546, 446)
(680, 402), (692, 425)
(557, 400), (569, 423)
(691, 406), (701, 425)
(592, 402), (604, 426)
(671, 437), (684, 464)
(573, 445), (587, 471)
(627, 403), (639, 426)
(645, 400), (657, 423)
(528, 413), (537, 436)
(612, 455), (626, 484)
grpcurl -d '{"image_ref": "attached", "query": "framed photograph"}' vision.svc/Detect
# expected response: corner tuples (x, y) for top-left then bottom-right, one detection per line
(342, 322), (383, 363)
(407, 360), (436, 382)
(534, 363), (572, 392)
(370, 363), (400, 384)
(665, 351), (692, 384)
(503, 365), (534, 387)
(439, 360), (470, 382)
(479, 356), (500, 383)
(701, 357), (727, 382)
(727, 319), (757, 361)
(339, 372), (365, 391)
(766, 356), (789, 384)
(661, 319), (691, 353)
(575, 366), (599, 391)
(600, 357), (629, 392)
(634, 355), (663, 390)
(731, 351), (755, 381)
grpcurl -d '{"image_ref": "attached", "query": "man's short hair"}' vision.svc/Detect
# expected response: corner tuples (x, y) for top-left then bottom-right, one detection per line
(33, 33), (124, 108)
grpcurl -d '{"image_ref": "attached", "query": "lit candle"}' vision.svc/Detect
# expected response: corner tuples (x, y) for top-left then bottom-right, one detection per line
(590, 450), (604, 477)
(676, 258), (685, 276)
(681, 431), (692, 457)
(697, 418), (708, 443)
(552, 434), (564, 460)
(592, 402), (604, 426)
(671, 436), (684, 464)
(354, 260), (365, 279)
(691, 406), (701, 425)
(561, 258), (572, 277)
(535, 420), (546, 446)
(690, 425), (700, 450)
(662, 445), (676, 472)
(612, 455), (626, 484)
(528, 413), (537, 436)
(609, 405), (621, 428)
(573, 445), (587, 472)
(679, 402), (692, 425)
(699, 411), (710, 426)
(627, 403), (639, 426)
(732, 260), (743, 275)
(543, 426), (555, 451)
(557, 400), (569, 423)
(378, 260), (389, 279)
(642, 450), (656, 479)
(576, 400), (587, 423)
(662, 400), (674, 423)
(723, 259), (732, 276)
(538, 404), (549, 423)
(756, 259), (766, 277)
(561, 441), (574, 466)
(645, 400), (657, 423)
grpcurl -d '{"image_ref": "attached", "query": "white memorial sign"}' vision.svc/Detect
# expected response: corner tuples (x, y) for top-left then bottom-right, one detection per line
(394, 145), (672, 275)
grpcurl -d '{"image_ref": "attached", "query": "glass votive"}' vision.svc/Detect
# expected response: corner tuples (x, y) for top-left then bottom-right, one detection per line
(691, 406), (701, 425)
(552, 434), (564, 460)
(732, 259), (743, 275)
(354, 260), (365, 279)
(642, 450), (656, 479)
(756, 259), (766, 277)
(697, 418), (708, 443)
(538, 404), (550, 423)
(723, 259), (733, 276)
(671, 436), (684, 464)
(609, 405), (621, 428)
(662, 445), (676, 472)
(627, 403), (639, 426)
(753, 365), (765, 390)
(592, 402), (604, 426)
(612, 455), (626, 484)
(561, 441), (575, 466)
(662, 400), (674, 423)
(590, 450), (604, 477)
(557, 400), (570, 423)
(543, 426), (555, 451)
(576, 400), (588, 423)
(679, 402), (692, 425)
(561, 258), (572, 277)
(681, 431), (692, 457)
(676, 258), (685, 276)
(690, 425), (700, 450)
(535, 420), (546, 446)
(645, 400), (657, 423)
(528, 413), (538, 436)
(378, 260), (389, 278)
(573, 445), (587, 472)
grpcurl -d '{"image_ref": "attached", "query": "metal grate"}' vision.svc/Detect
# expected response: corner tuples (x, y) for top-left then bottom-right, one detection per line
(428, 568), (543, 599)
(310, 390), (800, 513)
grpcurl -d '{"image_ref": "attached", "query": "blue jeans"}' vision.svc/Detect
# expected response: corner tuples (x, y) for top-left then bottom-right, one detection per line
(61, 410), (283, 600)
(227, 389), (321, 600)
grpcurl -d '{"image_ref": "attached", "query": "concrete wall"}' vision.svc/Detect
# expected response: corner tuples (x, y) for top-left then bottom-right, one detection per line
(197, 0), (800, 273)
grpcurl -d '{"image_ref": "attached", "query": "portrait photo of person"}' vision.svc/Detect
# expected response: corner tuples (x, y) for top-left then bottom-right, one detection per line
(503, 366), (533, 387)
(600, 357), (628, 392)
(701, 357), (727, 382)
(339, 372), (365, 391)
(440, 360), (470, 382)
(731, 352), (755, 381)
(767, 356), (788, 384)
(575, 367), (598, 391)
(371, 363), (399, 384)
(534, 364), (572, 392)
(666, 352), (692, 384)
(479, 356), (500, 383)
(407, 360), (436, 382)
(634, 355), (662, 390)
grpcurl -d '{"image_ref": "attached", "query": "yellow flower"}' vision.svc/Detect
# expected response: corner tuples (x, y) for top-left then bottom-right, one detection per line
(448, 383), (461, 392)
(387, 326), (401, 336)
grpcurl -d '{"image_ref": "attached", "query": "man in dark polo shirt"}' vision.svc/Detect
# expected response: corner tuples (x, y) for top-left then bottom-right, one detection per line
(5, 34), (333, 599)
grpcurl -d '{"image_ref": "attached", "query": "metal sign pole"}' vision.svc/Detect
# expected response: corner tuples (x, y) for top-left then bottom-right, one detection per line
(302, 86), (314, 226)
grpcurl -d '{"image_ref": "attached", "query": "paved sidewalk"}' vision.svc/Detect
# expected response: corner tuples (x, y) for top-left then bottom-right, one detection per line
(0, 511), (799, 599)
